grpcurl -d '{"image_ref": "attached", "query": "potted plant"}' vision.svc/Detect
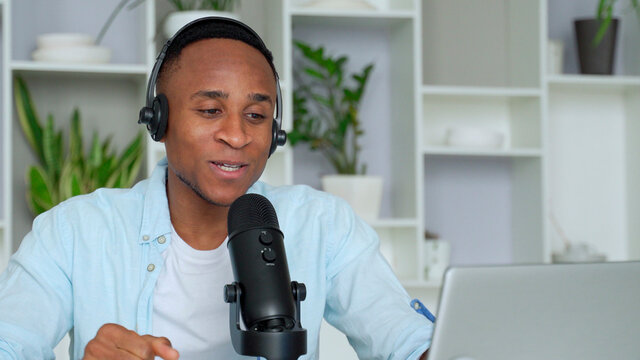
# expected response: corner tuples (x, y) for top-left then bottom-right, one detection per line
(163, 0), (241, 38)
(290, 40), (381, 222)
(575, 0), (640, 74)
(14, 76), (144, 216)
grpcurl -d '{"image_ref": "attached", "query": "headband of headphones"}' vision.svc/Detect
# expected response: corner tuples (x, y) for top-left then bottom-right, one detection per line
(141, 16), (283, 139)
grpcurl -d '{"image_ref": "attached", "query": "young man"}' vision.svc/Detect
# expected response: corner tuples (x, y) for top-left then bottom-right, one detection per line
(0, 18), (433, 359)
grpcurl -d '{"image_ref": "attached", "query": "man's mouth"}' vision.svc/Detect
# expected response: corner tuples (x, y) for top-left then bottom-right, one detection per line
(212, 161), (246, 172)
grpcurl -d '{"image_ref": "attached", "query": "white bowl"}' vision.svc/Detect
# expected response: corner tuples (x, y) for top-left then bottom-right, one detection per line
(303, 0), (375, 9)
(37, 33), (95, 49)
(32, 45), (111, 64)
(445, 126), (505, 148)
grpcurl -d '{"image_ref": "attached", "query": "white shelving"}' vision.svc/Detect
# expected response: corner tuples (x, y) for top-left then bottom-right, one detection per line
(11, 61), (148, 75)
(422, 85), (542, 97)
(371, 218), (418, 228)
(547, 74), (640, 88)
(402, 279), (441, 290)
(423, 147), (542, 158)
(545, 0), (640, 263)
(0, 0), (153, 264)
(290, 8), (415, 19)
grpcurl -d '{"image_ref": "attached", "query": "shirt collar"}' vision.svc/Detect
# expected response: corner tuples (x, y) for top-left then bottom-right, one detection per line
(137, 157), (266, 245)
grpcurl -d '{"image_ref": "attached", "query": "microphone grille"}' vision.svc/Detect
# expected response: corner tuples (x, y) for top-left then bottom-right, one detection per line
(228, 194), (280, 234)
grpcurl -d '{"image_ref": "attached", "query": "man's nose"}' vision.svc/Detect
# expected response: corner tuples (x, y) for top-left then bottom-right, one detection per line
(216, 112), (251, 149)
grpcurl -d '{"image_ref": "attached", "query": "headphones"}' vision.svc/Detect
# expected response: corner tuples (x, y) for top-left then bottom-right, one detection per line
(138, 17), (287, 157)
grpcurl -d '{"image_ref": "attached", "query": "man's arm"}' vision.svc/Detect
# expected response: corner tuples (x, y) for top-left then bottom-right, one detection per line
(322, 198), (433, 359)
(0, 210), (74, 358)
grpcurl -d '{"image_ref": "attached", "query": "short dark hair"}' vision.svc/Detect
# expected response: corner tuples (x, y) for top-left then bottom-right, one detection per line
(157, 18), (278, 89)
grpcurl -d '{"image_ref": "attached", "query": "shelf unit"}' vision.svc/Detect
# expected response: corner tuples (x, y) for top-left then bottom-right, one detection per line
(11, 61), (148, 75)
(545, 0), (640, 264)
(0, 1), (639, 358)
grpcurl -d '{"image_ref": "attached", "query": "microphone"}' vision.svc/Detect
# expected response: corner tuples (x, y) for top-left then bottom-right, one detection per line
(224, 194), (307, 360)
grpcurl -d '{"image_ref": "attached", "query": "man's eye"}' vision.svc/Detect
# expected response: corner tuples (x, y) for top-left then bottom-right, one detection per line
(200, 109), (221, 115)
(247, 113), (266, 120)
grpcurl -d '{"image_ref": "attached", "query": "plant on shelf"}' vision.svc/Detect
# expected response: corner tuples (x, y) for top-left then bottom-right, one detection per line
(163, 0), (241, 38)
(97, 0), (241, 43)
(14, 76), (144, 216)
(291, 40), (373, 175)
(575, 0), (640, 74)
(291, 40), (383, 223)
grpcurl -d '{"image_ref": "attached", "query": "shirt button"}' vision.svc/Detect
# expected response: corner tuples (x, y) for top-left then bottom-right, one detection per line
(142, 235), (150, 241)
(157, 235), (166, 244)
(147, 264), (155, 272)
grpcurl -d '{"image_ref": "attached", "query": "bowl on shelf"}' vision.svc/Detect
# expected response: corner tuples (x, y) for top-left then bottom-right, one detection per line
(445, 126), (505, 148)
(302, 0), (376, 9)
(36, 33), (94, 50)
(32, 46), (112, 64)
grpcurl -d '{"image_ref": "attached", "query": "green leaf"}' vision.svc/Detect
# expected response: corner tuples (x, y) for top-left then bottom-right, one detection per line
(69, 108), (84, 169)
(88, 132), (102, 171)
(42, 114), (57, 176)
(343, 88), (357, 102)
(14, 76), (45, 163)
(304, 67), (325, 80)
(70, 171), (82, 197)
(26, 165), (55, 214)
(312, 94), (331, 107)
(58, 161), (72, 201)
(592, 15), (612, 46)
(96, 156), (115, 188)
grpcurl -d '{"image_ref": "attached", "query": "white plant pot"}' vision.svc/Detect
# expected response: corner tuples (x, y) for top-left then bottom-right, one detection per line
(163, 11), (240, 39)
(321, 175), (383, 223)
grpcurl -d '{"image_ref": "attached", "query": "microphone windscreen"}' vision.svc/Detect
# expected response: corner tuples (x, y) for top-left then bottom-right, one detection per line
(228, 194), (280, 235)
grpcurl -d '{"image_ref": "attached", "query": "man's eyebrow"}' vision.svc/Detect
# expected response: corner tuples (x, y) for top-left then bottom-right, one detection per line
(249, 93), (273, 105)
(191, 90), (229, 100)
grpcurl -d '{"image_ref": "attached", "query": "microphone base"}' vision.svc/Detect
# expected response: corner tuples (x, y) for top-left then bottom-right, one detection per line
(225, 281), (308, 360)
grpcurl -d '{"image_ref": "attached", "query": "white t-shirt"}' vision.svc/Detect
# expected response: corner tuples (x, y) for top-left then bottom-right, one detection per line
(152, 227), (248, 359)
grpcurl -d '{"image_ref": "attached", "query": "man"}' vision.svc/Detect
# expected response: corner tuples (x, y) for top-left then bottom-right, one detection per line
(0, 18), (433, 359)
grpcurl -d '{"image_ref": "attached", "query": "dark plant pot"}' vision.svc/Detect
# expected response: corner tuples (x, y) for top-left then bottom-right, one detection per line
(574, 18), (619, 75)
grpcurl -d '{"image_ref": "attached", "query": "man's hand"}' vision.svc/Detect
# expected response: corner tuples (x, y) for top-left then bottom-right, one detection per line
(83, 323), (179, 360)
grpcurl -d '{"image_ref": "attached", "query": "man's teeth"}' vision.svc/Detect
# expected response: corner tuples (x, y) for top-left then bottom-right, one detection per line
(217, 163), (242, 172)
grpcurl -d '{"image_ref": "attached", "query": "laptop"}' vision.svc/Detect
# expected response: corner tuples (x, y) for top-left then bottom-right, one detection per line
(427, 261), (640, 360)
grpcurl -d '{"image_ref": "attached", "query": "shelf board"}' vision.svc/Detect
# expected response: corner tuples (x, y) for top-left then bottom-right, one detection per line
(422, 85), (541, 97)
(423, 146), (542, 158)
(369, 218), (417, 228)
(290, 8), (415, 27)
(401, 279), (442, 289)
(547, 74), (640, 91)
(11, 61), (148, 77)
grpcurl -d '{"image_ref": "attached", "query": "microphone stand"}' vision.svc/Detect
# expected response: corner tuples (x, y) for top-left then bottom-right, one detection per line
(224, 281), (308, 360)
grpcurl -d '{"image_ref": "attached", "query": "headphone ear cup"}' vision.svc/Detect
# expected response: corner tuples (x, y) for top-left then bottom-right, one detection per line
(269, 119), (287, 157)
(151, 94), (169, 141)
(269, 119), (278, 157)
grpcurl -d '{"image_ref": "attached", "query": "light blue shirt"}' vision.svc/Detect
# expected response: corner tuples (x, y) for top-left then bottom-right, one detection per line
(0, 159), (433, 359)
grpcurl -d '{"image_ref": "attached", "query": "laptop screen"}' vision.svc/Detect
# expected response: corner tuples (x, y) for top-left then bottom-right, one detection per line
(428, 261), (640, 360)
